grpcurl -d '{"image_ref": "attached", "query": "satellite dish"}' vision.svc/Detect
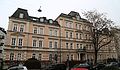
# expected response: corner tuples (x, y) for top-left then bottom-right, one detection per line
(38, 6), (42, 12)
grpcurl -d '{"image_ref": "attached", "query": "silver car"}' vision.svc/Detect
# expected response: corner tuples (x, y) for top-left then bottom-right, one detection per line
(8, 65), (27, 70)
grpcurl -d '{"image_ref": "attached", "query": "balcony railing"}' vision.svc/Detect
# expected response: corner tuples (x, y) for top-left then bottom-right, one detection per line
(77, 48), (86, 52)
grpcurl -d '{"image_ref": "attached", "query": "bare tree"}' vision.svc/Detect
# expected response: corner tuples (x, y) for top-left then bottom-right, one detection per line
(83, 10), (113, 64)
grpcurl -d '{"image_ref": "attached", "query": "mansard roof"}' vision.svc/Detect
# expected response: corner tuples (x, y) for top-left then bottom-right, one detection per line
(10, 8), (60, 27)
(56, 11), (91, 23)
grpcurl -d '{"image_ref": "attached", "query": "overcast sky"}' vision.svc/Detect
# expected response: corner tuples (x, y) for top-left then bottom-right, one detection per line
(0, 0), (120, 30)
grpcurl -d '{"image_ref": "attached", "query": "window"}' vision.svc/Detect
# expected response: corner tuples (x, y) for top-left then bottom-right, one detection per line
(10, 53), (14, 60)
(39, 40), (42, 48)
(18, 38), (23, 47)
(54, 30), (57, 36)
(54, 54), (58, 61)
(20, 25), (24, 32)
(11, 38), (16, 46)
(79, 34), (82, 39)
(76, 24), (78, 29)
(80, 44), (82, 49)
(77, 44), (79, 49)
(38, 54), (42, 60)
(66, 22), (69, 27)
(49, 54), (52, 61)
(13, 24), (17, 31)
(54, 42), (57, 49)
(76, 33), (78, 39)
(49, 41), (52, 48)
(69, 23), (72, 28)
(32, 53), (36, 58)
(70, 32), (72, 38)
(33, 40), (37, 47)
(70, 43), (73, 49)
(67, 54), (69, 60)
(85, 34), (87, 39)
(71, 54), (73, 60)
(66, 32), (68, 38)
(19, 13), (24, 18)
(17, 53), (21, 60)
(49, 29), (52, 36)
(66, 43), (68, 49)
(79, 25), (81, 30)
(34, 27), (37, 34)
(39, 28), (43, 34)
(40, 18), (44, 22)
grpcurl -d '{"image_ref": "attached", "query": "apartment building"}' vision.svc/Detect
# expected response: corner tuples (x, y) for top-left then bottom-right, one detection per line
(4, 8), (60, 65)
(4, 8), (117, 66)
(0, 27), (6, 68)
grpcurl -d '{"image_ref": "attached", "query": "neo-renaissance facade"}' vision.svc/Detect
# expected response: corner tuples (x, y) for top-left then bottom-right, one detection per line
(4, 8), (117, 66)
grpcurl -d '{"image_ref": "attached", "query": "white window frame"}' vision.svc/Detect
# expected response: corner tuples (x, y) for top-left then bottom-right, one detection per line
(49, 41), (52, 48)
(19, 13), (24, 18)
(18, 38), (23, 47)
(39, 40), (43, 48)
(54, 41), (58, 49)
(33, 39), (37, 47)
(11, 37), (16, 46)
(49, 29), (52, 36)
(13, 24), (18, 31)
(33, 27), (37, 34)
(20, 24), (24, 32)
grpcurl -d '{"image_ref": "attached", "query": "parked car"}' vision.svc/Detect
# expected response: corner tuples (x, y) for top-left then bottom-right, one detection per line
(106, 62), (118, 67)
(45, 63), (66, 70)
(8, 65), (27, 70)
(93, 63), (105, 70)
(70, 63), (92, 70)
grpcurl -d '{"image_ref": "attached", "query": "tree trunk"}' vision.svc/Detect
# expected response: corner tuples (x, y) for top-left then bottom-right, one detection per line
(94, 50), (98, 65)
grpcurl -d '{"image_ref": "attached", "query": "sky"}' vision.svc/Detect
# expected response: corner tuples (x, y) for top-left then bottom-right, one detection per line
(0, 0), (120, 30)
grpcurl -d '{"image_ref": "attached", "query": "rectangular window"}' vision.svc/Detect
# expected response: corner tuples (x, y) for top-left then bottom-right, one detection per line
(76, 33), (78, 39)
(66, 22), (69, 27)
(70, 32), (72, 38)
(80, 44), (82, 49)
(20, 25), (24, 32)
(13, 24), (17, 31)
(54, 30), (57, 36)
(11, 38), (16, 46)
(66, 43), (68, 49)
(38, 54), (42, 60)
(66, 32), (68, 38)
(69, 23), (72, 28)
(33, 40), (37, 47)
(54, 42), (57, 49)
(17, 53), (21, 60)
(49, 29), (52, 36)
(79, 25), (81, 30)
(10, 53), (14, 60)
(18, 38), (23, 47)
(39, 28), (43, 34)
(19, 13), (24, 18)
(77, 44), (79, 49)
(80, 34), (82, 39)
(49, 54), (52, 61)
(34, 27), (37, 34)
(39, 40), (42, 48)
(49, 41), (52, 48)
(70, 43), (73, 49)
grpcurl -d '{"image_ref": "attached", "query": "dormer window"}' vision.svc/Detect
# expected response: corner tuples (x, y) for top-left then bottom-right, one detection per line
(49, 19), (53, 24)
(40, 18), (44, 22)
(76, 15), (80, 20)
(19, 13), (24, 18)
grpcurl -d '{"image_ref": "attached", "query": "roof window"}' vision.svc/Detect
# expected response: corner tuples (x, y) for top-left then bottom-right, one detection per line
(19, 13), (24, 18)
(49, 19), (53, 24)
(40, 18), (44, 22)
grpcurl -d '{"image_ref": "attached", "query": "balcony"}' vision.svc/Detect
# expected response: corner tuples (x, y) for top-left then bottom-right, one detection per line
(77, 48), (86, 52)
